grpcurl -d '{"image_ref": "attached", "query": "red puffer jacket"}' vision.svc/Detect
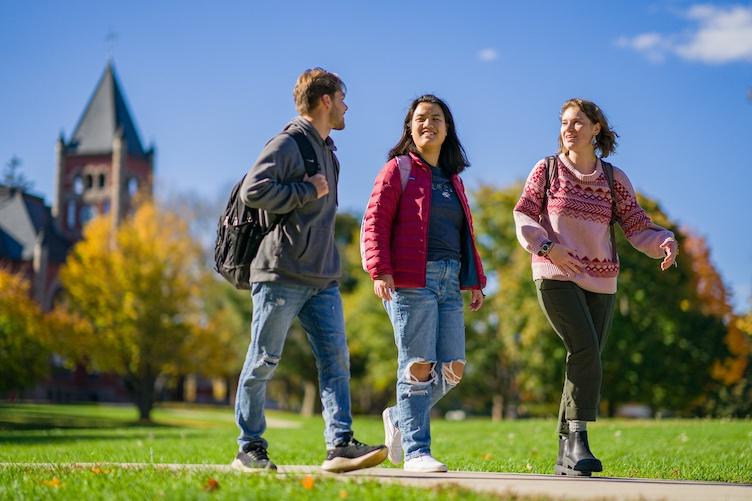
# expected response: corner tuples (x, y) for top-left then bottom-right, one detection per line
(362, 153), (486, 290)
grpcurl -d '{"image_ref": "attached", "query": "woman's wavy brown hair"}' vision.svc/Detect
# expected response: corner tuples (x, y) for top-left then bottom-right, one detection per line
(558, 98), (619, 158)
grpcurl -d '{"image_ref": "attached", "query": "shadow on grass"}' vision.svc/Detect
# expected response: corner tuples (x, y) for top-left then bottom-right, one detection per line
(0, 431), (197, 446)
(0, 411), (180, 432)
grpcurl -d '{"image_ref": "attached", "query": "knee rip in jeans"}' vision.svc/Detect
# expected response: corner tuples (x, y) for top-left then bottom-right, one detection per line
(403, 360), (436, 397)
(253, 351), (280, 376)
(441, 360), (465, 392)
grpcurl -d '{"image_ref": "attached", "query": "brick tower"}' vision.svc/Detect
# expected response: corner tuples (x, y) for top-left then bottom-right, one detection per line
(53, 62), (154, 238)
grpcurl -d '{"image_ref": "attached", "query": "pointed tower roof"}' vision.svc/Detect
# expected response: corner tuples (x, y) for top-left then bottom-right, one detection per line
(68, 62), (147, 157)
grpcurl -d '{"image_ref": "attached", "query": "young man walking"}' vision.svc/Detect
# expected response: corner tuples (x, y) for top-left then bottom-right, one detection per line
(232, 68), (387, 473)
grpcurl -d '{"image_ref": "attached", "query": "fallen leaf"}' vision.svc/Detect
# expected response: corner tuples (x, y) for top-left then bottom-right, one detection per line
(43, 477), (61, 488)
(301, 475), (315, 490)
(339, 490), (348, 499)
(482, 453), (493, 460)
(203, 478), (220, 492)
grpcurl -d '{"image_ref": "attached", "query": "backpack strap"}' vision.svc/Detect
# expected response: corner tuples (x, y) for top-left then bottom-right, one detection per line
(286, 130), (320, 176)
(600, 159), (618, 263)
(542, 155), (558, 214)
(358, 154), (412, 273)
(395, 154), (412, 192)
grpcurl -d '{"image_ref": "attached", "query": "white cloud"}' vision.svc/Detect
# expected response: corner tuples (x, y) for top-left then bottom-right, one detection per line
(616, 32), (671, 62)
(617, 4), (752, 64)
(477, 48), (498, 62)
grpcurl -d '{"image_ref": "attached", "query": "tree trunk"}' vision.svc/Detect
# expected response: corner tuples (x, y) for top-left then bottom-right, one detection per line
(606, 399), (616, 418)
(137, 374), (156, 422)
(301, 381), (316, 417)
(226, 376), (237, 406)
(491, 394), (504, 422)
(175, 375), (186, 402)
(125, 372), (157, 422)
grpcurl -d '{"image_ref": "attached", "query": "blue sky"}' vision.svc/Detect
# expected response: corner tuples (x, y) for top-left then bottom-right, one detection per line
(1, 1), (750, 311)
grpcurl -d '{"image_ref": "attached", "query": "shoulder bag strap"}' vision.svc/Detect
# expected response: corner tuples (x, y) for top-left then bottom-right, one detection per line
(542, 155), (558, 215)
(600, 159), (618, 262)
(286, 130), (320, 176)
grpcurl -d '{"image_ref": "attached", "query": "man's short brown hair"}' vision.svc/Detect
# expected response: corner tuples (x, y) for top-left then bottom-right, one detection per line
(293, 68), (346, 115)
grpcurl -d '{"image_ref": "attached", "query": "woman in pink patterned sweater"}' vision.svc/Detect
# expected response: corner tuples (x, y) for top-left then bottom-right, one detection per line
(513, 98), (678, 477)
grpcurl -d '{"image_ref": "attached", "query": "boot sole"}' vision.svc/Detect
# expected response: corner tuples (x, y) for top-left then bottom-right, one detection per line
(320, 447), (388, 473)
(555, 464), (592, 477)
(563, 457), (602, 472)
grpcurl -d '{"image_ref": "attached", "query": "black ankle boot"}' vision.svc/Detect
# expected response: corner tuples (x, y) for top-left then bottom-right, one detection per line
(554, 431), (602, 476)
(555, 434), (567, 468)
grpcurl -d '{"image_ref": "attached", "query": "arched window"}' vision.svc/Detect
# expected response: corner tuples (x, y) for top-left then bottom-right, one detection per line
(66, 200), (77, 229)
(98, 173), (106, 189)
(85, 174), (94, 190)
(80, 204), (97, 225)
(73, 176), (84, 196)
(127, 177), (139, 197)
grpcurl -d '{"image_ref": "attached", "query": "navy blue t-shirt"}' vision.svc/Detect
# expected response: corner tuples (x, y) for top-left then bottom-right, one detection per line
(427, 164), (464, 262)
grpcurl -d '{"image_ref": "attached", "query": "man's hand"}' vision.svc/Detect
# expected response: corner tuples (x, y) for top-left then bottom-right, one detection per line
(305, 173), (329, 199)
(374, 274), (395, 301)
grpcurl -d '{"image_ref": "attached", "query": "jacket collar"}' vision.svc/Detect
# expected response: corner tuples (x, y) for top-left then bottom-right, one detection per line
(291, 116), (337, 152)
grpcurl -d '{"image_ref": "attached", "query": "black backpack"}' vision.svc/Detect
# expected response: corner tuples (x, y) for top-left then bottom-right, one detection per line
(214, 130), (319, 289)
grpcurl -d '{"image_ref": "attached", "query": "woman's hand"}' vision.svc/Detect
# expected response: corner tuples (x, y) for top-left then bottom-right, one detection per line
(469, 289), (484, 311)
(547, 243), (583, 276)
(660, 239), (679, 271)
(374, 274), (395, 301)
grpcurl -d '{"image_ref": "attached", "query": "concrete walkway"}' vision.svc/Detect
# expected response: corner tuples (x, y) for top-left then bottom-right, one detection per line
(4, 463), (751, 501)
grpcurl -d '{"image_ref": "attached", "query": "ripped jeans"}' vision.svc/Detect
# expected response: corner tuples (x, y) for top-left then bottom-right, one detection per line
(235, 282), (353, 451)
(383, 259), (465, 460)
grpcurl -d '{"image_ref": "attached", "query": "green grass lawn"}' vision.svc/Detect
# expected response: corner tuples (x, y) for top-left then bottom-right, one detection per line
(0, 403), (750, 500)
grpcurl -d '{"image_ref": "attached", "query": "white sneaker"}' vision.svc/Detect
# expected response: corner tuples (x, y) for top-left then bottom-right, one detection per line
(382, 408), (402, 464)
(403, 454), (448, 473)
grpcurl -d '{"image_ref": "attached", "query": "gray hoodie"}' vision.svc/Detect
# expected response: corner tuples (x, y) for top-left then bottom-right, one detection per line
(240, 117), (340, 288)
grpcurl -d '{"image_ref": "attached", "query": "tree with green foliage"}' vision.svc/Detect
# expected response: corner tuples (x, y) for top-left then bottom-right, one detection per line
(465, 184), (561, 419)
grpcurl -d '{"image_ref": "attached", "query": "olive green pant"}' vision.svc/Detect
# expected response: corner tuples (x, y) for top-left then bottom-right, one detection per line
(535, 279), (616, 436)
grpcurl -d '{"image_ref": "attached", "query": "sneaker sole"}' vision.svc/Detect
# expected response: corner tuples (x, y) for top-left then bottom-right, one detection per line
(382, 409), (402, 464)
(231, 458), (277, 472)
(403, 463), (448, 473)
(320, 447), (388, 473)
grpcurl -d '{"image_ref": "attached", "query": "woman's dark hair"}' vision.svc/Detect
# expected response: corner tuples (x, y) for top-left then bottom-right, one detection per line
(558, 98), (619, 158)
(387, 94), (470, 175)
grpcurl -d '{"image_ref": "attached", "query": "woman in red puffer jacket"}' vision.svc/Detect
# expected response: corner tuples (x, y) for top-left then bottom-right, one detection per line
(361, 94), (486, 473)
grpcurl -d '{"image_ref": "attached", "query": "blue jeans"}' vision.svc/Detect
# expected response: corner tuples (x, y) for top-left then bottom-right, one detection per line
(235, 282), (353, 451)
(383, 259), (466, 460)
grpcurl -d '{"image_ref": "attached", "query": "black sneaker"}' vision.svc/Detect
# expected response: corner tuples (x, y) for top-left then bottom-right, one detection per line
(320, 438), (387, 473)
(231, 443), (277, 472)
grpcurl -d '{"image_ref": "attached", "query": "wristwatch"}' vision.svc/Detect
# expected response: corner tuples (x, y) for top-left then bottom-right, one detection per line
(537, 240), (554, 257)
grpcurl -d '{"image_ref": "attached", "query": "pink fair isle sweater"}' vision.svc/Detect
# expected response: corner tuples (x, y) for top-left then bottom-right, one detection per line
(513, 154), (675, 294)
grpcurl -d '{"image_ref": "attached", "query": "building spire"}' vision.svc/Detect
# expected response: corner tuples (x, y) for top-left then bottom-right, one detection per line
(67, 63), (147, 158)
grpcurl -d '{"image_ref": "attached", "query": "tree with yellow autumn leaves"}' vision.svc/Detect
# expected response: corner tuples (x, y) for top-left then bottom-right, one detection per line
(58, 201), (231, 421)
(0, 269), (50, 396)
